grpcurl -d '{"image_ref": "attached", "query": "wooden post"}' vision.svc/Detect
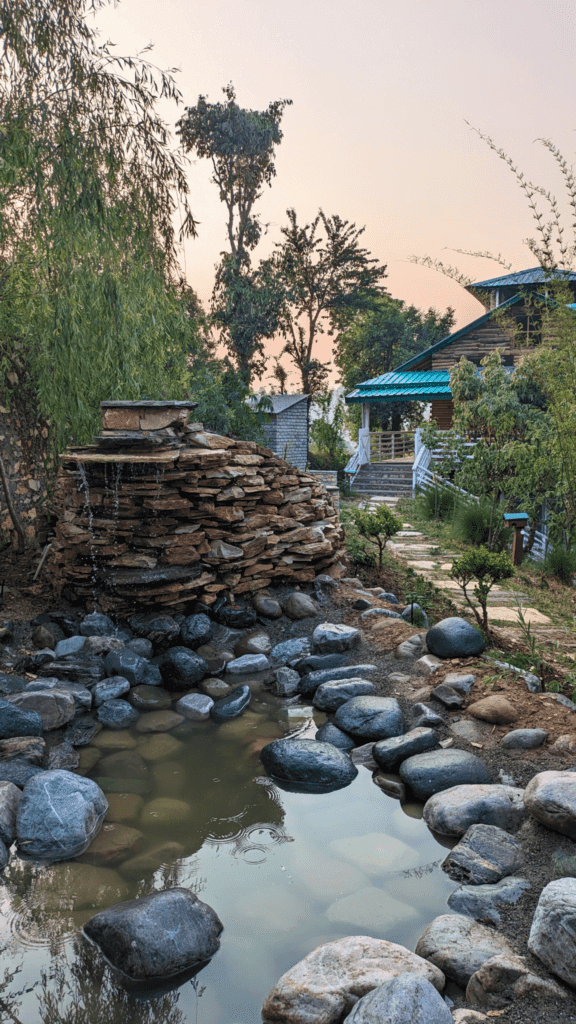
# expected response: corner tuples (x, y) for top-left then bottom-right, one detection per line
(512, 525), (524, 567)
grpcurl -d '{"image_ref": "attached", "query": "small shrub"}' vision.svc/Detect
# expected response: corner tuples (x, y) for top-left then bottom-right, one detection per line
(348, 504), (402, 568)
(419, 485), (457, 522)
(452, 496), (512, 551)
(543, 545), (576, 585)
(449, 547), (514, 632)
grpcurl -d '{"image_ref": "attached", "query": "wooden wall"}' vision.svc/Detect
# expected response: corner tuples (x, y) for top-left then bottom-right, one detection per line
(430, 399), (454, 429)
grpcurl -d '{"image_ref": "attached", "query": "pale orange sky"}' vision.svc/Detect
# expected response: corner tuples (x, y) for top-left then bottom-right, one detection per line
(95, 0), (576, 388)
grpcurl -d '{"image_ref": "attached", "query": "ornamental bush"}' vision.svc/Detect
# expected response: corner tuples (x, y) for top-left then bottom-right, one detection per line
(449, 547), (514, 633)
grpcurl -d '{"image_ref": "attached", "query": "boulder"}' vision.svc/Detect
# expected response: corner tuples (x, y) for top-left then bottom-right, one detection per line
(252, 593), (283, 619)
(313, 679), (376, 713)
(423, 785), (527, 837)
(413, 655), (443, 677)
(334, 696), (403, 742)
(426, 618), (486, 659)
(175, 694), (214, 721)
(443, 673), (476, 694)
(448, 877), (531, 925)
(46, 741), (80, 770)
(93, 676), (131, 707)
(260, 738), (358, 791)
(0, 696), (43, 739)
(0, 673), (28, 696)
(126, 638), (154, 659)
(16, 769), (108, 861)
(411, 703), (444, 729)
(272, 667), (300, 697)
(360, 608), (402, 621)
(261, 935), (445, 1024)
(128, 612), (180, 647)
(415, 914), (514, 988)
(344, 973), (453, 1024)
(135, 710), (184, 733)
(80, 612), (116, 637)
(83, 887), (223, 980)
(54, 635), (86, 659)
(270, 638), (311, 667)
(468, 696), (518, 725)
(373, 728), (439, 769)
(466, 953), (568, 1008)
(501, 728), (547, 750)
(399, 749), (491, 801)
(284, 593), (319, 620)
(234, 632), (272, 657)
(210, 685), (251, 723)
(312, 623), (361, 654)
(104, 649), (148, 687)
(97, 700), (140, 730)
(401, 604), (430, 629)
(214, 601), (257, 629)
(130, 685), (172, 711)
(6, 690), (76, 731)
(296, 654), (347, 675)
(528, 878), (576, 986)
(0, 760), (44, 788)
(378, 592), (399, 604)
(226, 653), (270, 675)
(314, 722), (355, 751)
(0, 736), (45, 763)
(299, 665), (377, 698)
(158, 647), (209, 691)
(179, 614), (213, 650)
(523, 770), (576, 839)
(442, 824), (524, 884)
(0, 780), (21, 845)
(200, 678), (233, 701)
(431, 684), (464, 709)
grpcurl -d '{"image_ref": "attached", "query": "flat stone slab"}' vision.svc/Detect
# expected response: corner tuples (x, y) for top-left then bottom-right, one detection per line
(487, 607), (551, 624)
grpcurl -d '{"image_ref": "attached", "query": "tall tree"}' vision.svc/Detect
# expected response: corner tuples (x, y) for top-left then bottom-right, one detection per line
(273, 208), (387, 395)
(177, 84), (291, 382)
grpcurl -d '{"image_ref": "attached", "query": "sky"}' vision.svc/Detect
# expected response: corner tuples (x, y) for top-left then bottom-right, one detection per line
(95, 0), (576, 389)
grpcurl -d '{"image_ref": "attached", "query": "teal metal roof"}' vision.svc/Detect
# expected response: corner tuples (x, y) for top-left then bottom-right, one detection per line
(469, 267), (576, 289)
(346, 370), (451, 404)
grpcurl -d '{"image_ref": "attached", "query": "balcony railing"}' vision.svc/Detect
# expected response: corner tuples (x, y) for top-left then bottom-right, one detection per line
(369, 431), (415, 461)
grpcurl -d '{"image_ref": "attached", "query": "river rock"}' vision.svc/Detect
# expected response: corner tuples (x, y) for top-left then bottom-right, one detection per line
(40, 654), (105, 684)
(261, 935), (444, 1024)
(200, 678), (233, 700)
(83, 635), (125, 657)
(175, 694), (214, 721)
(128, 612), (180, 647)
(401, 604), (430, 629)
(179, 613), (213, 650)
(210, 684), (251, 723)
(0, 697), (43, 739)
(344, 973), (453, 1024)
(260, 738), (358, 791)
(413, 655), (443, 677)
(47, 741), (80, 770)
(360, 608), (402, 621)
(468, 696), (518, 725)
(426, 618), (486, 658)
(0, 736), (44, 763)
(272, 667), (300, 697)
(253, 593), (283, 619)
(26, 677), (92, 711)
(78, 822), (143, 865)
(411, 703), (444, 729)
(138, 733), (183, 762)
(0, 673), (28, 696)
(523, 770), (576, 838)
(296, 654), (346, 675)
(284, 593), (319, 620)
(80, 612), (116, 637)
(105, 792), (144, 823)
(0, 780), (21, 845)
(423, 785), (527, 837)
(16, 769), (107, 861)
(415, 914), (514, 987)
(33, 623), (64, 649)
(226, 653), (270, 674)
(299, 665), (377, 698)
(93, 676), (131, 707)
(270, 638), (312, 667)
(334, 696), (403, 742)
(118, 840), (185, 878)
(448, 877), (531, 925)
(442, 824), (524, 884)
(466, 953), (568, 1008)
(6, 690), (76, 731)
(528, 878), (576, 986)
(130, 685), (172, 711)
(315, 722), (355, 751)
(312, 623), (361, 654)
(373, 728), (439, 769)
(399, 749), (491, 801)
(83, 887), (223, 980)
(313, 679), (376, 712)
(97, 700), (140, 730)
(349, 743), (378, 769)
(501, 728), (547, 750)
(126, 638), (153, 659)
(548, 734), (576, 756)
(234, 632), (272, 657)
(0, 837), (8, 869)
(379, 592), (399, 604)
(98, 750), (148, 780)
(444, 673), (476, 693)
(0, 760), (45, 787)
(135, 710), (185, 732)
(431, 684), (464, 709)
(214, 601), (257, 629)
(54, 635), (86, 659)
(104, 649), (148, 687)
(158, 647), (209, 691)
(140, 797), (191, 827)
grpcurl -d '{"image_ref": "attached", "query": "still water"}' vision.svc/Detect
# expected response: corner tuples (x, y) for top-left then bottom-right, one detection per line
(0, 677), (455, 1024)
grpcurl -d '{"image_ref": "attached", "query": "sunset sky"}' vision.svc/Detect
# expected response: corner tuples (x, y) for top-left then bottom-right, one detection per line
(96, 0), (576, 388)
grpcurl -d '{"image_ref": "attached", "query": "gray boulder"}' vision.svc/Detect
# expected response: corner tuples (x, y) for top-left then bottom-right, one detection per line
(411, 703), (444, 729)
(158, 647), (209, 691)
(502, 728), (547, 750)
(313, 679), (376, 712)
(80, 612), (115, 637)
(523, 770), (576, 839)
(466, 953), (568, 1008)
(442, 823), (524, 884)
(234, 632), (272, 657)
(270, 638), (311, 667)
(0, 673), (28, 696)
(312, 623), (361, 654)
(314, 722), (355, 751)
(296, 654), (347, 675)
(334, 696), (403, 742)
(6, 690), (76, 731)
(378, 592), (399, 604)
(104, 649), (148, 687)
(284, 593), (319, 620)
(401, 604), (430, 629)
(0, 696), (43, 739)
(299, 665), (377, 698)
(415, 913), (514, 988)
(431, 684), (464, 709)
(448, 877), (531, 925)
(93, 676), (131, 707)
(260, 738), (358, 791)
(175, 693), (214, 721)
(272, 667), (300, 697)
(179, 614), (213, 650)
(226, 653), (270, 675)
(252, 593), (283, 619)
(426, 617), (486, 659)
(97, 700), (140, 730)
(528, 878), (576, 987)
(360, 608), (402, 621)
(344, 973), (453, 1024)
(16, 769), (107, 861)
(0, 761), (45, 788)
(399, 749), (491, 801)
(128, 612), (180, 647)
(0, 780), (21, 845)
(83, 887), (223, 980)
(210, 685), (251, 723)
(423, 784), (527, 837)
(373, 728), (439, 769)
(54, 635), (86, 659)
(126, 638), (153, 659)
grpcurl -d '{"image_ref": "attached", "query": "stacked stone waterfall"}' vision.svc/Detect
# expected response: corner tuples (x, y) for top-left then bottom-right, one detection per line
(50, 401), (345, 614)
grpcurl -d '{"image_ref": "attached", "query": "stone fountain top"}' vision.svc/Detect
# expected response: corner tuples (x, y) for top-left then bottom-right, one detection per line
(100, 399), (198, 433)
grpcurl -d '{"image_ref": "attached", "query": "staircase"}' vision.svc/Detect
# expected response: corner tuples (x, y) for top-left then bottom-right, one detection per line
(351, 458), (413, 498)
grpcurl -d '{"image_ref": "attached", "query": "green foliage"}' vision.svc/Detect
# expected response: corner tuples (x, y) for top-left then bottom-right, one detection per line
(418, 484), (457, 522)
(543, 544), (576, 585)
(308, 394), (350, 472)
(347, 504), (402, 568)
(451, 496), (511, 551)
(449, 547), (515, 632)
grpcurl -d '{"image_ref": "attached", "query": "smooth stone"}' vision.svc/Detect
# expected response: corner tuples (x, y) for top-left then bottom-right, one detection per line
(502, 728), (547, 750)
(25, 677), (91, 711)
(0, 760), (44, 787)
(261, 935), (445, 1024)
(344, 974), (453, 1024)
(179, 613), (213, 650)
(128, 612), (180, 647)
(137, 733), (184, 762)
(234, 632), (272, 657)
(93, 676), (131, 707)
(414, 654), (443, 677)
(284, 593), (319, 620)
(126, 638), (153, 659)
(468, 696), (518, 725)
(334, 696), (403, 742)
(312, 622), (361, 654)
(325, 887), (418, 932)
(226, 653), (270, 674)
(78, 822), (143, 865)
(314, 722), (355, 751)
(80, 612), (115, 637)
(40, 655), (105, 684)
(83, 887), (223, 981)
(426, 617), (486, 658)
(95, 777), (149, 796)
(313, 679), (376, 712)
(252, 593), (283, 619)
(130, 685), (172, 711)
(431, 684), (464, 709)
(158, 647), (209, 691)
(140, 797), (191, 827)
(104, 649), (147, 687)
(296, 654), (347, 675)
(118, 840), (185, 878)
(54, 635), (86, 659)
(97, 700), (140, 730)
(270, 638), (311, 667)
(524, 770), (576, 839)
(547, 734), (576, 756)
(423, 785), (527, 837)
(135, 710), (185, 732)
(528, 878), (576, 987)
(415, 914), (514, 987)
(442, 823), (524, 884)
(272, 667), (300, 697)
(466, 953), (568, 1008)
(379, 592), (399, 604)
(174, 693), (213, 721)
(210, 684), (251, 723)
(444, 673), (476, 694)
(214, 602), (257, 629)
(105, 792), (144, 823)
(373, 772), (406, 800)
(448, 877), (531, 925)
(98, 750), (149, 779)
(352, 598), (372, 611)
(16, 770), (107, 861)
(83, 635), (125, 657)
(395, 638), (423, 659)
(399, 750), (491, 801)
(0, 780), (21, 845)
(260, 738), (358, 791)
(33, 623), (63, 649)
(91, 730), (138, 751)
(450, 720), (488, 743)
(141, 662), (163, 687)
(411, 703), (444, 729)
(401, 603), (430, 629)
(0, 696), (43, 739)
(360, 608), (402, 621)
(200, 678), (233, 700)
(0, 674), (28, 695)
(299, 665), (377, 698)
(329, 832), (419, 874)
(373, 728), (439, 769)
(41, 861), (129, 911)
(5, 690), (76, 731)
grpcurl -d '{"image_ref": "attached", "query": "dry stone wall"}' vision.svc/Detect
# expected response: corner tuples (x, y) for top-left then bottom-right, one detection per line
(0, 400), (51, 547)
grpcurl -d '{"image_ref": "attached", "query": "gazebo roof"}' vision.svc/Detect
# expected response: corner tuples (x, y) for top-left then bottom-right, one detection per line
(346, 370), (451, 404)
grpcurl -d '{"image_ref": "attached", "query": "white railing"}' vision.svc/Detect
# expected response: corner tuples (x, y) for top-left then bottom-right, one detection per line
(344, 428), (372, 484)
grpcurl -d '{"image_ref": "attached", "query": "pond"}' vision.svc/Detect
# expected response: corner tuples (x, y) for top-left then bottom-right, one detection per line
(0, 671), (455, 1024)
